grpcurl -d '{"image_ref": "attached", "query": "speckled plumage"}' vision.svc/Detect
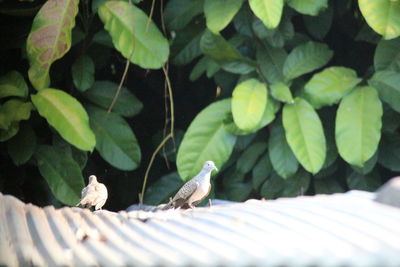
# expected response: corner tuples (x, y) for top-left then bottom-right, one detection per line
(76, 175), (108, 210)
(164, 161), (217, 209)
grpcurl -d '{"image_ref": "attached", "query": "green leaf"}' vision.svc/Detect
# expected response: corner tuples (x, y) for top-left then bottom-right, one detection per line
(256, 43), (287, 84)
(249, 0), (284, 29)
(283, 98), (326, 174)
(0, 122), (19, 142)
(358, 0), (400, 40)
(7, 123), (37, 166)
(270, 82), (293, 103)
(0, 99), (32, 129)
(352, 151), (378, 175)
(374, 38), (400, 71)
(236, 142), (268, 173)
(260, 172), (285, 199)
(232, 79), (267, 131)
(92, 29), (114, 48)
(204, 0), (244, 33)
(88, 106), (141, 171)
(27, 0), (79, 90)
(71, 55), (95, 92)
(269, 120), (299, 178)
(336, 86), (383, 167)
(314, 178), (344, 194)
(225, 182), (252, 201)
(382, 105), (400, 133)
(287, 0), (328, 16)
(378, 133), (400, 171)
(369, 70), (400, 112)
(173, 31), (203, 66)
(346, 170), (381, 191)
(84, 81), (143, 117)
(282, 169), (311, 197)
(200, 30), (249, 64)
(190, 57), (208, 81)
(35, 145), (84, 206)
(31, 88), (96, 151)
(224, 97), (279, 135)
(304, 66), (361, 109)
(164, 0), (204, 31)
(144, 172), (184, 205)
(0, 71), (28, 99)
(177, 99), (237, 181)
(252, 153), (272, 190)
(98, 1), (169, 69)
(303, 5), (333, 40)
(283, 41), (333, 81)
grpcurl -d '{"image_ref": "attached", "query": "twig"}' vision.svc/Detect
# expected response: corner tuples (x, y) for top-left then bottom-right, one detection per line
(140, 133), (173, 204)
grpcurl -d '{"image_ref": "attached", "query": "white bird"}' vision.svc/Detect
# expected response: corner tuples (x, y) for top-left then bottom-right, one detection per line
(164, 161), (218, 209)
(76, 175), (108, 210)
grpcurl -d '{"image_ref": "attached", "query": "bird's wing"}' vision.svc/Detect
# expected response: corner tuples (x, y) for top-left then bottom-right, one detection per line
(191, 184), (211, 206)
(171, 180), (198, 208)
(93, 184), (108, 205)
(77, 185), (97, 206)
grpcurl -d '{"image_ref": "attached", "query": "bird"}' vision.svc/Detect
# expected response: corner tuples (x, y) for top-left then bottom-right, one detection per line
(163, 160), (218, 210)
(76, 175), (108, 210)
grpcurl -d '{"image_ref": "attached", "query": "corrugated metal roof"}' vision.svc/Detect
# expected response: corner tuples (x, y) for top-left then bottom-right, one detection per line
(1, 187), (400, 266)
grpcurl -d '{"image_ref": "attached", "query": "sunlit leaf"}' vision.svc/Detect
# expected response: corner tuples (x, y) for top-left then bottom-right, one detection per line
(177, 99), (237, 181)
(269, 120), (299, 178)
(31, 88), (95, 151)
(374, 37), (400, 71)
(359, 0), (400, 40)
(283, 98), (326, 174)
(71, 55), (95, 92)
(304, 66), (361, 109)
(35, 145), (84, 205)
(270, 82), (293, 103)
(27, 0), (79, 89)
(249, 0), (283, 29)
(98, 1), (169, 69)
(88, 106), (141, 171)
(84, 81), (143, 117)
(224, 97), (279, 135)
(287, 0), (328, 16)
(204, 0), (244, 33)
(336, 86), (383, 167)
(369, 70), (400, 112)
(0, 71), (28, 99)
(232, 79), (267, 131)
(0, 99), (32, 130)
(283, 41), (333, 81)
(7, 123), (37, 166)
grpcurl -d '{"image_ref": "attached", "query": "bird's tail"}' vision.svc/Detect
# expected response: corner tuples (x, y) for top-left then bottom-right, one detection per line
(161, 198), (174, 210)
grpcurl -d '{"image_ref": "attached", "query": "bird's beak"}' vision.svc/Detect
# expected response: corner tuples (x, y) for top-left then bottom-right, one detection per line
(214, 166), (218, 172)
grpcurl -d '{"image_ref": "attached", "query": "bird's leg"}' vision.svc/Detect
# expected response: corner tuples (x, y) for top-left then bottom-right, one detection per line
(208, 199), (212, 207)
(189, 204), (195, 209)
